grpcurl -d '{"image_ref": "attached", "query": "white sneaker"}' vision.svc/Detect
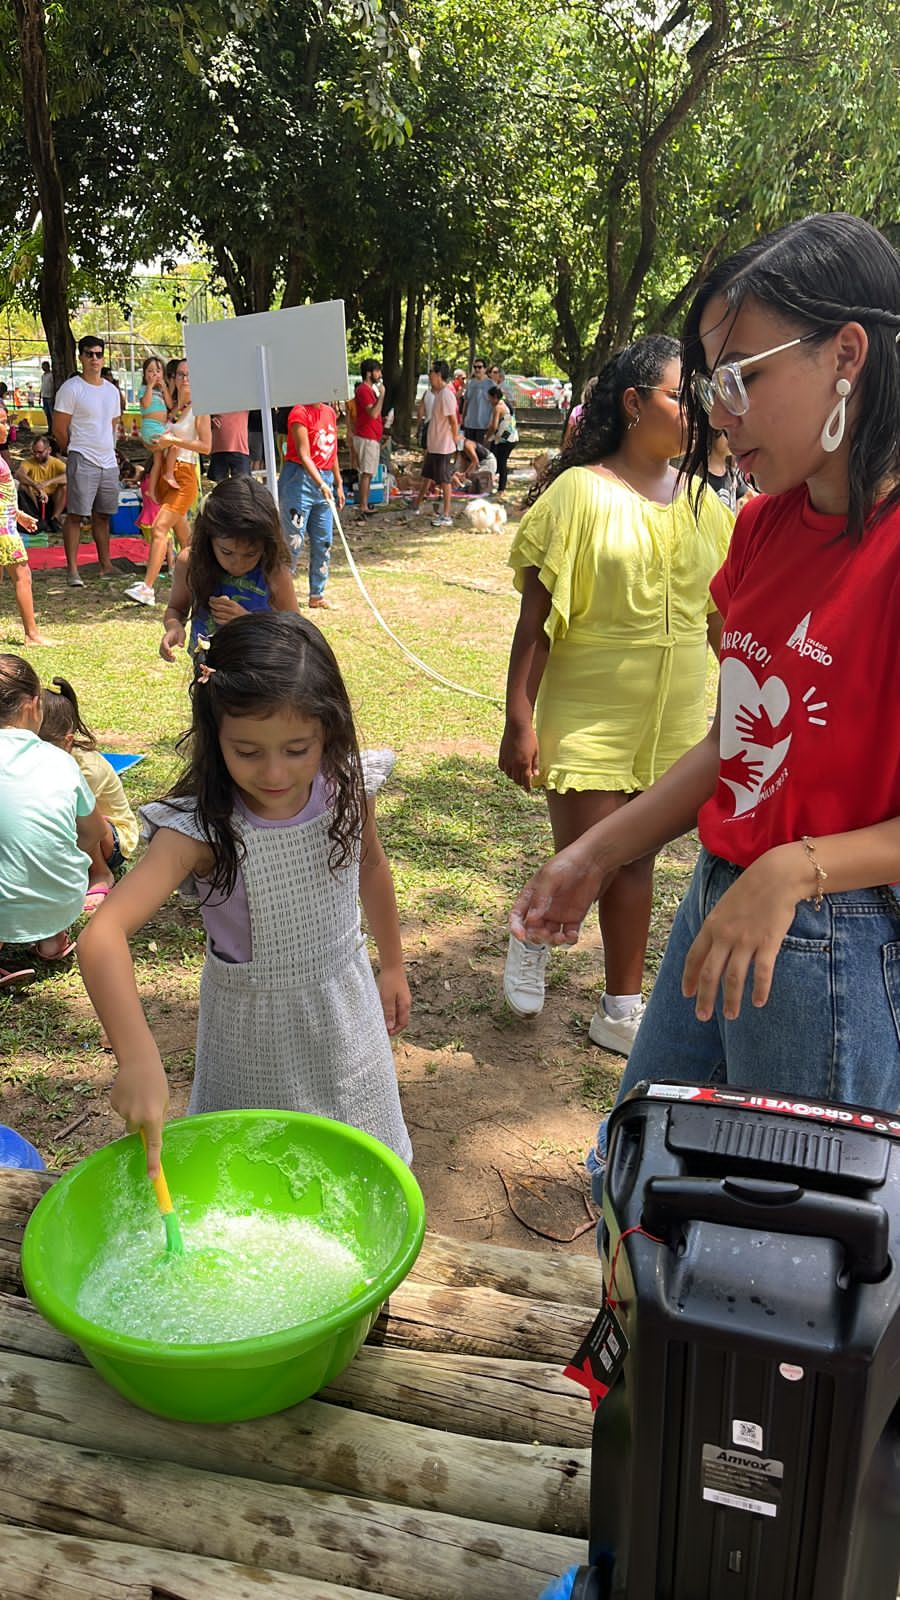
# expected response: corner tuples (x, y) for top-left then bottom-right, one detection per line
(431, 514), (453, 527)
(503, 934), (549, 1018)
(588, 1000), (646, 1057)
(124, 581), (156, 607)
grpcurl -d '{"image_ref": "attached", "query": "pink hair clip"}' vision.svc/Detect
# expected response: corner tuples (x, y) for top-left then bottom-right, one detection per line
(197, 662), (216, 684)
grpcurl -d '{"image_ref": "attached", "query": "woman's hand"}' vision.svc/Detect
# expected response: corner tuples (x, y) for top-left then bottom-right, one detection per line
(378, 964), (411, 1036)
(159, 620), (186, 661)
(110, 1051), (170, 1179)
(16, 511), (38, 533)
(209, 595), (247, 625)
(511, 838), (614, 947)
(499, 718), (540, 791)
(682, 847), (803, 1021)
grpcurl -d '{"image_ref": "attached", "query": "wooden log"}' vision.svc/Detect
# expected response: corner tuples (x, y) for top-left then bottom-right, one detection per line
(0, 1350), (588, 1536)
(322, 1346), (591, 1447)
(0, 1295), (591, 1447)
(412, 1231), (600, 1308)
(374, 1279), (593, 1364)
(0, 1168), (55, 1295)
(0, 1430), (585, 1600)
(3, 1251), (595, 1368)
(0, 1524), (408, 1599)
(0, 1164), (599, 1312)
(0, 1291), (83, 1364)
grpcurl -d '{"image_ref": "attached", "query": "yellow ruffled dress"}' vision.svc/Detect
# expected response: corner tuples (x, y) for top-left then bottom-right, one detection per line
(509, 466), (733, 793)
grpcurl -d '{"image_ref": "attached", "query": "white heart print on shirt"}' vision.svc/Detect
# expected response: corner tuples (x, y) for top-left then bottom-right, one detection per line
(719, 656), (792, 818)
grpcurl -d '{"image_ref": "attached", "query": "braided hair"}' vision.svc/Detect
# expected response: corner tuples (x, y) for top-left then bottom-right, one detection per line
(680, 213), (900, 541)
(527, 336), (680, 505)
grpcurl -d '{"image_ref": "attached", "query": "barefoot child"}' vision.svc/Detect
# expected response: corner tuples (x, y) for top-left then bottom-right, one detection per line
(0, 405), (51, 647)
(159, 476), (298, 661)
(0, 655), (104, 985)
(39, 677), (139, 913)
(79, 611), (412, 1179)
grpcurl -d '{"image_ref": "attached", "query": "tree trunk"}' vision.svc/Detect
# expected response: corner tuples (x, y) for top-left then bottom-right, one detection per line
(394, 286), (422, 444)
(13, 0), (75, 384)
(381, 282), (403, 416)
(591, 0), (730, 372)
(213, 243), (276, 315)
(281, 250), (307, 308)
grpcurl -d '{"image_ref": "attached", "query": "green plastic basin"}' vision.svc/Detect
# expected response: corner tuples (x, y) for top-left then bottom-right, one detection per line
(21, 1110), (425, 1422)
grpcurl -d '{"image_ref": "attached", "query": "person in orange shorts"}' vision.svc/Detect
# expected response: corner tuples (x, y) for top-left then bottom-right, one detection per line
(124, 357), (210, 607)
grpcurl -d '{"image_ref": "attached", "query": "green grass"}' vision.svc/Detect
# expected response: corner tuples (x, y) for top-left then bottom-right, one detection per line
(1, 504), (713, 1148)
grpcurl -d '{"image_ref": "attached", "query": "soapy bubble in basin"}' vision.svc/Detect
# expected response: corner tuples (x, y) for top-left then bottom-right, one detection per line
(76, 1207), (372, 1345)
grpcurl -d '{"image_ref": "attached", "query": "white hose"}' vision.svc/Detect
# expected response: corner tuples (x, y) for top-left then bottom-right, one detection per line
(333, 506), (502, 704)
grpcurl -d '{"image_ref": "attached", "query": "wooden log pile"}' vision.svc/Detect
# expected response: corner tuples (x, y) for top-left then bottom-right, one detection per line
(0, 1168), (600, 1598)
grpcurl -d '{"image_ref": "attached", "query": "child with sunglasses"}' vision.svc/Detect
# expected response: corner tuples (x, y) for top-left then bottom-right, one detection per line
(511, 212), (900, 1176)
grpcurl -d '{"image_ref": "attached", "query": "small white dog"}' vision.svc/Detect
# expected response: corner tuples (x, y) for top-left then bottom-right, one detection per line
(464, 498), (508, 533)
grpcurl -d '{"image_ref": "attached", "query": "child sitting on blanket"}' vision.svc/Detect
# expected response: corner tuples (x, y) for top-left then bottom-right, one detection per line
(39, 677), (139, 915)
(0, 655), (104, 986)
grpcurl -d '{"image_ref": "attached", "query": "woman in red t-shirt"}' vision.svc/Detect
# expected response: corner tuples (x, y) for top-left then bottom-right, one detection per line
(511, 212), (900, 1131)
(277, 403), (345, 609)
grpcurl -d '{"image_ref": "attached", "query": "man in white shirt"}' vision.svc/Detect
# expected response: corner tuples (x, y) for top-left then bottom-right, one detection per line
(52, 335), (121, 586)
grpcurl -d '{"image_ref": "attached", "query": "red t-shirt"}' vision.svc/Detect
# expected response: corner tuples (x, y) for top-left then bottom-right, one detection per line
(354, 383), (383, 441)
(699, 487), (900, 867)
(285, 404), (337, 470)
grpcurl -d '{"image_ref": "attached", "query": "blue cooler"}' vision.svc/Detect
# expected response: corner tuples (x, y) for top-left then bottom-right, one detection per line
(110, 490), (141, 535)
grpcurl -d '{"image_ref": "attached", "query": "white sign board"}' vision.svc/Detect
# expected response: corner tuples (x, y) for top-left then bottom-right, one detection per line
(184, 301), (349, 414)
(183, 300), (349, 503)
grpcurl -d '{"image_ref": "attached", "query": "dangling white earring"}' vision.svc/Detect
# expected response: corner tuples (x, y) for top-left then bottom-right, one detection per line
(820, 378), (851, 453)
(627, 412), (639, 430)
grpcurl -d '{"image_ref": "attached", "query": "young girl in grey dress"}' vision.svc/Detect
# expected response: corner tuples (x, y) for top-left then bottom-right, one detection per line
(78, 611), (412, 1179)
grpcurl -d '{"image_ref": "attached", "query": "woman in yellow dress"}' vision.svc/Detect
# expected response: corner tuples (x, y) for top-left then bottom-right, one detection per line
(499, 336), (733, 1053)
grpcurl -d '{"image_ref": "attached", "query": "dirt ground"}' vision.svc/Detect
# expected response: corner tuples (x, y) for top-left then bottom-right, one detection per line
(0, 441), (640, 1269)
(1, 907), (616, 1262)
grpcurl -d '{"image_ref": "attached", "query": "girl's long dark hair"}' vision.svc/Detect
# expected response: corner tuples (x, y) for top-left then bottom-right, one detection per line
(188, 477), (291, 612)
(680, 212), (900, 541)
(164, 612), (365, 898)
(38, 677), (97, 750)
(0, 654), (40, 726)
(527, 335), (679, 505)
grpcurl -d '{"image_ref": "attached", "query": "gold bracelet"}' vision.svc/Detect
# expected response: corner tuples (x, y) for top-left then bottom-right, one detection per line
(801, 836), (828, 910)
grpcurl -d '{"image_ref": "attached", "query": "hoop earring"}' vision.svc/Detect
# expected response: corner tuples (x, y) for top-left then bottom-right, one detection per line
(820, 378), (851, 453)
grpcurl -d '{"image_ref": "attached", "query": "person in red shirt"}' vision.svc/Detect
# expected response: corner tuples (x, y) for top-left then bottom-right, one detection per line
(510, 211), (900, 1133)
(277, 402), (344, 608)
(354, 359), (384, 517)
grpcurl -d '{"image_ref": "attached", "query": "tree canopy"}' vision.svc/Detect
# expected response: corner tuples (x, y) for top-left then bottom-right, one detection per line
(2, 0), (898, 424)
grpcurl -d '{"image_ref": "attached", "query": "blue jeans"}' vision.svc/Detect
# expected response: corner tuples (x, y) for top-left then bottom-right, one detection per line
(278, 461), (333, 597)
(588, 847), (900, 1189)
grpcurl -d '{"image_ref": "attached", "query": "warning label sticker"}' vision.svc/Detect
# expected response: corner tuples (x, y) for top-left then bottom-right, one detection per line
(701, 1444), (783, 1519)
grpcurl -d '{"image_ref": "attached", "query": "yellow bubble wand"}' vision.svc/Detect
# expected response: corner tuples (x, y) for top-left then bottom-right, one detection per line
(140, 1130), (184, 1256)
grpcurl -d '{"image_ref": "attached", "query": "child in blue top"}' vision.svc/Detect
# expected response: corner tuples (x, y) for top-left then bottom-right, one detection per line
(138, 356), (175, 503)
(78, 611), (412, 1180)
(159, 476), (299, 661)
(0, 655), (104, 984)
